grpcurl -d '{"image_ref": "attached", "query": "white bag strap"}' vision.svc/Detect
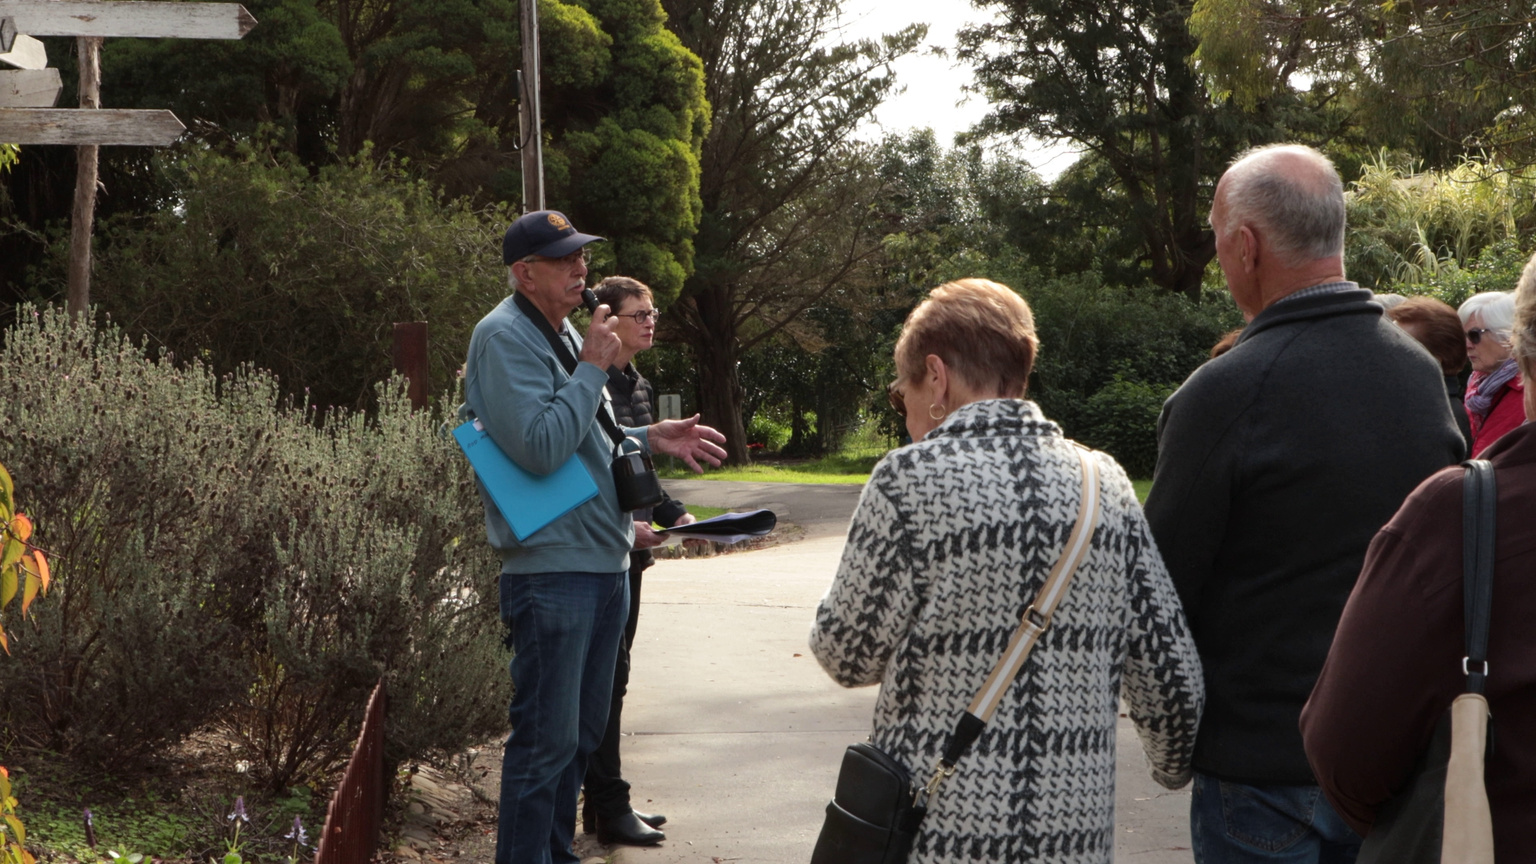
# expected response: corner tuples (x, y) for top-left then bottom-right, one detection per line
(919, 447), (1103, 805)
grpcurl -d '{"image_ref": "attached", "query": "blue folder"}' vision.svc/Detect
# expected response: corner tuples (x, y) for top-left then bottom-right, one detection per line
(453, 419), (599, 541)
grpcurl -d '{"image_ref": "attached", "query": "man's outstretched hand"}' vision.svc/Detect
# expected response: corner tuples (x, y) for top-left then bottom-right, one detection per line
(648, 415), (727, 473)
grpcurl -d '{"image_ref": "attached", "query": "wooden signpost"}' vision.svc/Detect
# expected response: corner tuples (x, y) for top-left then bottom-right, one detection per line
(0, 0), (255, 315)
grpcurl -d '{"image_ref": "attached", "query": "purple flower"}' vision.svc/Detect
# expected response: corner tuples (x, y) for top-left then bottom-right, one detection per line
(227, 796), (248, 823)
(284, 816), (308, 847)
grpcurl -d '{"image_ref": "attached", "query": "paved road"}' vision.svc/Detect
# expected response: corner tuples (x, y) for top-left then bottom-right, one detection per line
(604, 481), (1193, 863)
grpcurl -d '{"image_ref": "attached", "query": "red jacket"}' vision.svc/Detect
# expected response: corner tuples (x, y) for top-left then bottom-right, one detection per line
(1301, 421), (1536, 857)
(1469, 373), (1525, 456)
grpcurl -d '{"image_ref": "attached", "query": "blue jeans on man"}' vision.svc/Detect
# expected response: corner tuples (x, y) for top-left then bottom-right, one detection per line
(497, 570), (629, 864)
(1191, 773), (1361, 863)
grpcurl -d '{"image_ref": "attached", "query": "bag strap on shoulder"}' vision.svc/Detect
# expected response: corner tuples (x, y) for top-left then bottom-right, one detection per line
(1461, 459), (1497, 694)
(919, 447), (1103, 805)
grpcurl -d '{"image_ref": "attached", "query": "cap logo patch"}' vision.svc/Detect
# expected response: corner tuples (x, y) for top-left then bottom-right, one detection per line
(547, 213), (571, 232)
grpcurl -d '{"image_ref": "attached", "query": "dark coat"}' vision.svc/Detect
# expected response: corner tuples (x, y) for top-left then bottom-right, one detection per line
(606, 363), (687, 572)
(1144, 286), (1464, 785)
(1302, 421), (1536, 857)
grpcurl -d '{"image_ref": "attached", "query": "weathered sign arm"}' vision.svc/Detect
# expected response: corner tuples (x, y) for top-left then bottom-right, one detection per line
(0, 68), (61, 107)
(0, 1), (254, 39)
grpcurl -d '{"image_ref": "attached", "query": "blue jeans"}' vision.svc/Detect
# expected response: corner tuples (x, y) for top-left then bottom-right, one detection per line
(1191, 773), (1361, 863)
(496, 570), (629, 864)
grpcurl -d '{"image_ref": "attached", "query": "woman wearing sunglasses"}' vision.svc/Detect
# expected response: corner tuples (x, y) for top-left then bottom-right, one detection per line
(1459, 291), (1524, 456)
(809, 278), (1204, 863)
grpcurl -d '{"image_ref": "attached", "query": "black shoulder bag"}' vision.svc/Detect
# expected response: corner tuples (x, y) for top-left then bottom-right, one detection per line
(1358, 459), (1497, 863)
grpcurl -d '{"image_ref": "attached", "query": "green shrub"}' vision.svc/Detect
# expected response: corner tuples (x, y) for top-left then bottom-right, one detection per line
(745, 411), (790, 452)
(1016, 273), (1239, 449)
(31, 140), (515, 413)
(1391, 238), (1531, 310)
(1073, 376), (1175, 479)
(0, 307), (507, 782)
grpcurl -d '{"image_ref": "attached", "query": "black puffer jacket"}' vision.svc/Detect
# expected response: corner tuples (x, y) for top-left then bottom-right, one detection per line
(607, 364), (688, 571)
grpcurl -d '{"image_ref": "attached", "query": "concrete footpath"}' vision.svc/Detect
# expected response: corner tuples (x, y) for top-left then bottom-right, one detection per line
(600, 481), (1193, 863)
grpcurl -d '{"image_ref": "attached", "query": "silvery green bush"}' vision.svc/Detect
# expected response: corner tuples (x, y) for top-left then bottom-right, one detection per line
(0, 307), (507, 786)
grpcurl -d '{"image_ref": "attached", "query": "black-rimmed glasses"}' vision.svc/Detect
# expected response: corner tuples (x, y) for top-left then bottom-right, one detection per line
(1466, 327), (1499, 345)
(610, 309), (660, 325)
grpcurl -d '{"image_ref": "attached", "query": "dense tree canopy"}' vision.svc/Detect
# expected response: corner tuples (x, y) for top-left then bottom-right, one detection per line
(1189, 0), (1536, 167)
(958, 0), (1355, 298)
(2, 0), (707, 305)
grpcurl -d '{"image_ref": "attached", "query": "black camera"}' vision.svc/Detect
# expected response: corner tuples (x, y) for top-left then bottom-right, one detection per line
(611, 436), (664, 512)
(584, 288), (666, 513)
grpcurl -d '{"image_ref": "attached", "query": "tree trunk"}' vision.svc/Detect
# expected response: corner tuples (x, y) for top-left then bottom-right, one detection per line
(67, 37), (102, 319)
(691, 289), (750, 465)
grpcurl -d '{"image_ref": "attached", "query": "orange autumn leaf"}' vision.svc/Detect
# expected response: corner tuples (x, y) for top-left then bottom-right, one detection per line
(31, 550), (48, 595)
(10, 515), (30, 544)
(0, 623), (9, 655)
(20, 564), (37, 618)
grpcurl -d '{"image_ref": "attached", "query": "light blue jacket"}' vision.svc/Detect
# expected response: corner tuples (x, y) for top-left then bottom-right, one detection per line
(462, 295), (647, 574)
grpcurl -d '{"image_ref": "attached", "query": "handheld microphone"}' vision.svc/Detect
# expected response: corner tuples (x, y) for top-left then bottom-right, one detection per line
(582, 288), (600, 315)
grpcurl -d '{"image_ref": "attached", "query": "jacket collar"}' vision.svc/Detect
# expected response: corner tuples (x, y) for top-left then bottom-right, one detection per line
(924, 398), (1062, 443)
(605, 363), (639, 396)
(1239, 283), (1378, 345)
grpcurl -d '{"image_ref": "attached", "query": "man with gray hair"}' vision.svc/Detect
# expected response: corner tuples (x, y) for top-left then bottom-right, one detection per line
(1145, 145), (1463, 861)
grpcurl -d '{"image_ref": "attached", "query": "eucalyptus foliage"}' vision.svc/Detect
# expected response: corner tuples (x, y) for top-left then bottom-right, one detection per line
(659, 0), (923, 462)
(1189, 0), (1536, 168)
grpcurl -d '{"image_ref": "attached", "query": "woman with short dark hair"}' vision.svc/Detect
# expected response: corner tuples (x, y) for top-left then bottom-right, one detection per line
(1389, 295), (1472, 451)
(579, 275), (694, 847)
(810, 278), (1204, 863)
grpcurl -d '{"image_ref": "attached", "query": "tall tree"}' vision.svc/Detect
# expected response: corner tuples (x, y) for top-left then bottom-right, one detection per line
(958, 0), (1322, 298)
(3, 0), (707, 307)
(1188, 0), (1535, 168)
(660, 0), (922, 463)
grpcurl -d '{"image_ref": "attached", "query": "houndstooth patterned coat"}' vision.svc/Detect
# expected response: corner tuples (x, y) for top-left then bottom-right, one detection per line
(810, 399), (1203, 863)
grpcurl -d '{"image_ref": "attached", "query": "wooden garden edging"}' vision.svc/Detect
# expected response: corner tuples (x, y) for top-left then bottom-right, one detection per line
(315, 680), (388, 864)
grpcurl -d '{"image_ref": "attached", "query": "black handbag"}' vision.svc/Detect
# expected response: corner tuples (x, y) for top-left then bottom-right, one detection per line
(1358, 459), (1497, 864)
(810, 742), (926, 864)
(809, 449), (1103, 864)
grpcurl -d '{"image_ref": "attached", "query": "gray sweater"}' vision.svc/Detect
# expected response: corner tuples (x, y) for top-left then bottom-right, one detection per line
(462, 295), (647, 574)
(1144, 285), (1463, 785)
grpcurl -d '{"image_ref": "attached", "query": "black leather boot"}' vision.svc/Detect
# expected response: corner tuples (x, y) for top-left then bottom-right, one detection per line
(634, 810), (667, 828)
(596, 811), (665, 846)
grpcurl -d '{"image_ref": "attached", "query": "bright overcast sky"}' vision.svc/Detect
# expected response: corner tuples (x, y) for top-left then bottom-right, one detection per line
(836, 0), (1080, 179)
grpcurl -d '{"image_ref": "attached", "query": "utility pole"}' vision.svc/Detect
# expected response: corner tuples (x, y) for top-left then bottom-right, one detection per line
(517, 0), (543, 213)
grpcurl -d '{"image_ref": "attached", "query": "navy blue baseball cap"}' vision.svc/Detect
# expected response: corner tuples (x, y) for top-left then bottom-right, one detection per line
(503, 210), (604, 264)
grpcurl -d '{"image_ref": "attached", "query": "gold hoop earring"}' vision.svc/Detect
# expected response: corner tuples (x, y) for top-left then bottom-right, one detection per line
(928, 403), (947, 421)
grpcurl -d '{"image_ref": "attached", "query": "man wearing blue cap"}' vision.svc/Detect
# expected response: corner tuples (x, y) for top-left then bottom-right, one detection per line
(463, 209), (727, 864)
